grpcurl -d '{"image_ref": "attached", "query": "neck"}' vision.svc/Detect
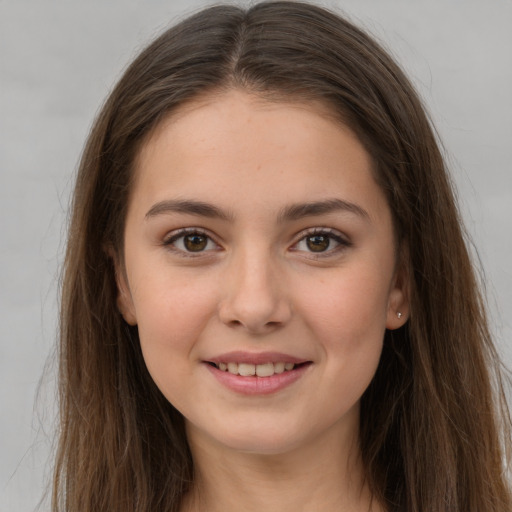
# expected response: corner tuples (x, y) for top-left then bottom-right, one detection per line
(181, 419), (384, 512)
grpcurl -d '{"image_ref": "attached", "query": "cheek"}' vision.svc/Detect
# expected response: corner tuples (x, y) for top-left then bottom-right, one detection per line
(299, 266), (390, 336)
(134, 268), (217, 329)
(131, 274), (219, 381)
(296, 266), (390, 383)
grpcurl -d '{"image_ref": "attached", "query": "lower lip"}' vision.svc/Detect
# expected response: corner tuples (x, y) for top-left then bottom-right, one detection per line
(205, 363), (311, 395)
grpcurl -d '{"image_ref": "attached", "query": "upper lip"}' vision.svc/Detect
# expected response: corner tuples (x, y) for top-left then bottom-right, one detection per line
(206, 351), (310, 365)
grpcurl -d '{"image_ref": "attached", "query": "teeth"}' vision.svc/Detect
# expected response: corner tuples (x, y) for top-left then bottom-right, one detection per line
(238, 363), (256, 376)
(274, 362), (285, 374)
(256, 362), (274, 377)
(216, 361), (297, 376)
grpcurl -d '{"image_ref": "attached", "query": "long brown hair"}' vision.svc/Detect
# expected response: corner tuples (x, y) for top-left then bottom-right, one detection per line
(53, 2), (511, 511)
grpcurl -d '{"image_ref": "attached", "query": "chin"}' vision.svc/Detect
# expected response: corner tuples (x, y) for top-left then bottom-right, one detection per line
(221, 435), (303, 456)
(188, 418), (309, 456)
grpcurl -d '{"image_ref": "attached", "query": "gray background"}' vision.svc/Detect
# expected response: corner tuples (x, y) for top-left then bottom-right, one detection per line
(1, 0), (511, 510)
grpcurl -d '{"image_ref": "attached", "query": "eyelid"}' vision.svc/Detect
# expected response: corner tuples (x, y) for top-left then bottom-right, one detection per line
(161, 226), (351, 258)
(162, 227), (222, 255)
(290, 227), (352, 255)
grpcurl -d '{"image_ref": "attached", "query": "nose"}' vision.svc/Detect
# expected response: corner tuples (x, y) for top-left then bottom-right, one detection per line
(218, 248), (292, 334)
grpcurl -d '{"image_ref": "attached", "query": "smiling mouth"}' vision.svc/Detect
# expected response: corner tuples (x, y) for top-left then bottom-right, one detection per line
(208, 361), (310, 377)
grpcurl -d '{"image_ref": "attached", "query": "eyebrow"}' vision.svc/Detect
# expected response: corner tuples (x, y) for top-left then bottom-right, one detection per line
(278, 198), (370, 223)
(145, 198), (369, 223)
(145, 199), (234, 221)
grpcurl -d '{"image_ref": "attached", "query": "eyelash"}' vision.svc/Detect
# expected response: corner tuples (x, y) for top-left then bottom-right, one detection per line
(291, 228), (352, 257)
(163, 228), (220, 257)
(162, 227), (351, 258)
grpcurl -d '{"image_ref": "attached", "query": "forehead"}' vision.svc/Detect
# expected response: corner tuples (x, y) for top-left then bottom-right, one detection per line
(130, 90), (388, 224)
(136, 89), (365, 170)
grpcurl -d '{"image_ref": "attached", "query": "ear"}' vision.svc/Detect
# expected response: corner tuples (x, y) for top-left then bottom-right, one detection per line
(385, 259), (410, 330)
(107, 246), (138, 326)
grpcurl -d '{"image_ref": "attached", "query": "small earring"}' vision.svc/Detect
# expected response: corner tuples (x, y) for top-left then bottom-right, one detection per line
(397, 312), (402, 319)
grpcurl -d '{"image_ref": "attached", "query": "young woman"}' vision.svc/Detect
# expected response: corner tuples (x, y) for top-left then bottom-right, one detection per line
(53, 2), (511, 511)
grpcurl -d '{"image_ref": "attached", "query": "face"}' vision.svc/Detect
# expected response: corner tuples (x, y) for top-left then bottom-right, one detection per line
(116, 90), (408, 456)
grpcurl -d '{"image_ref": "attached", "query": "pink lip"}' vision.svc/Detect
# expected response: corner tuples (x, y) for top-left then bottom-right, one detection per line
(204, 359), (312, 396)
(207, 351), (309, 365)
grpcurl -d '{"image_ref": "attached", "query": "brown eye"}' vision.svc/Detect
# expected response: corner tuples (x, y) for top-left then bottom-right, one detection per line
(306, 235), (330, 252)
(165, 230), (218, 254)
(184, 234), (208, 252)
(293, 229), (350, 256)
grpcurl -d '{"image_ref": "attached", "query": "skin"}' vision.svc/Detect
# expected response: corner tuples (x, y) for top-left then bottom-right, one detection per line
(116, 90), (409, 512)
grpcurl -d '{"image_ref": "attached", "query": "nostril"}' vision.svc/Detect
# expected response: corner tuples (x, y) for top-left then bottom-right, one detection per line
(227, 319), (283, 333)
(218, 294), (292, 333)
